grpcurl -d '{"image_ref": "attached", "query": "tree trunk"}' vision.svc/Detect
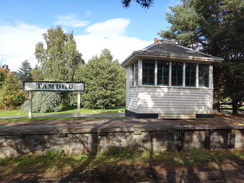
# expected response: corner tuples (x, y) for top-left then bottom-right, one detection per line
(213, 88), (220, 113)
(213, 65), (221, 113)
(232, 100), (238, 114)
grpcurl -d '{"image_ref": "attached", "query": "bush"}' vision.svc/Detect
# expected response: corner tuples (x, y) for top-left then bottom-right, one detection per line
(21, 92), (62, 113)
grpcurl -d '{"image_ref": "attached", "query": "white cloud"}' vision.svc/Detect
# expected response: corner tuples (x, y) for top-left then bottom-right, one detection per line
(84, 11), (92, 17)
(76, 34), (152, 63)
(85, 18), (130, 38)
(0, 23), (46, 71)
(75, 18), (152, 62)
(55, 14), (89, 27)
(0, 18), (152, 72)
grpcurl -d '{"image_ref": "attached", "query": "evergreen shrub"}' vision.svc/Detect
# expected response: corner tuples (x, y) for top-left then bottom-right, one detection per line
(21, 92), (62, 113)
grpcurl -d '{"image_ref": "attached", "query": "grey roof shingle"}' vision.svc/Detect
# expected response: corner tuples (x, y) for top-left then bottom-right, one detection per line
(121, 42), (223, 67)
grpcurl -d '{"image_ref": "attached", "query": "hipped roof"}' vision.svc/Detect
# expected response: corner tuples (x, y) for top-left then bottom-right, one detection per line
(121, 42), (223, 67)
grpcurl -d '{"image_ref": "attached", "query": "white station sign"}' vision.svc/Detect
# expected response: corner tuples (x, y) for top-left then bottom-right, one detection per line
(24, 81), (85, 92)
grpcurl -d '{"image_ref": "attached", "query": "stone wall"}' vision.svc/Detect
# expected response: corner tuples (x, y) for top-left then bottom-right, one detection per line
(0, 128), (243, 158)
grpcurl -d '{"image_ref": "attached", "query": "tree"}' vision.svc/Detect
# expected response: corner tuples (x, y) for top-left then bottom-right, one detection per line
(35, 26), (83, 81)
(159, 0), (244, 114)
(0, 68), (26, 109)
(0, 68), (8, 88)
(16, 60), (32, 82)
(74, 49), (126, 110)
(221, 62), (244, 114)
(122, 0), (154, 8)
(30, 66), (44, 81)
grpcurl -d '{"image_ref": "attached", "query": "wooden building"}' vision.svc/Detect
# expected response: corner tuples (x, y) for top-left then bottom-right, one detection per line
(121, 39), (223, 119)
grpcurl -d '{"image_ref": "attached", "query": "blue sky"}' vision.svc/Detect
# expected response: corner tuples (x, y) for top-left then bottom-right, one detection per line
(0, 0), (180, 71)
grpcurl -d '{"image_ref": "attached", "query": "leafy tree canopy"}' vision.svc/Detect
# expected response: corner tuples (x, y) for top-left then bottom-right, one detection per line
(74, 49), (126, 110)
(0, 69), (26, 109)
(30, 66), (44, 81)
(35, 26), (84, 81)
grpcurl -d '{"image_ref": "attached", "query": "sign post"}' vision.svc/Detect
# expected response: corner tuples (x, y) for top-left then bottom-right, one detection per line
(28, 91), (32, 119)
(77, 91), (81, 117)
(24, 81), (85, 119)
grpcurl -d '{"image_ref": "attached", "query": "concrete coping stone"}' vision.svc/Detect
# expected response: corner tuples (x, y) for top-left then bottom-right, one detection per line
(0, 124), (243, 136)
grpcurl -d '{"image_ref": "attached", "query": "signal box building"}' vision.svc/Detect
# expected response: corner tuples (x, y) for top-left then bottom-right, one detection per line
(121, 39), (223, 119)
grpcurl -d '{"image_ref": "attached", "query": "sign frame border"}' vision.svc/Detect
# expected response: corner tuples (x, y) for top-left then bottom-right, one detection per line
(23, 81), (85, 92)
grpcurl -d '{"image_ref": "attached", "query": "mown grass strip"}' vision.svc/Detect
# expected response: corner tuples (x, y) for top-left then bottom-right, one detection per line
(0, 106), (125, 117)
(0, 149), (243, 169)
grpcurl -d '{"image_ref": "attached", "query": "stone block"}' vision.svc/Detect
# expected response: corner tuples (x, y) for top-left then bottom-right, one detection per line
(235, 130), (244, 148)
(183, 131), (206, 149)
(152, 131), (170, 151)
(210, 130), (230, 149)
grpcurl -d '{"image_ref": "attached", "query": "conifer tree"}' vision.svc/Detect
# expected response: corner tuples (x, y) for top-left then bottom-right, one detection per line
(159, 0), (244, 113)
(17, 60), (33, 82)
(75, 49), (126, 110)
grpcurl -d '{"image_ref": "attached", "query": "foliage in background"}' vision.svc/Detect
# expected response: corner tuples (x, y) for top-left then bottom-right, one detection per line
(0, 69), (26, 110)
(30, 66), (44, 81)
(33, 26), (84, 110)
(75, 49), (126, 110)
(221, 62), (244, 114)
(35, 26), (84, 81)
(21, 92), (62, 113)
(159, 0), (244, 113)
(16, 60), (33, 82)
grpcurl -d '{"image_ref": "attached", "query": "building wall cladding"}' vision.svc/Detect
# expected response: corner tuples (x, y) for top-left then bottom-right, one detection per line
(125, 65), (214, 118)
(0, 128), (243, 158)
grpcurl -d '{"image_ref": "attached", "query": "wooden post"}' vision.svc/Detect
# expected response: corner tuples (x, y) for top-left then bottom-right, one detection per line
(28, 91), (33, 119)
(77, 91), (81, 117)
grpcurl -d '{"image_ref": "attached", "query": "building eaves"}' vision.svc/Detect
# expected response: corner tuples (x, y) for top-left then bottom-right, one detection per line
(121, 42), (224, 67)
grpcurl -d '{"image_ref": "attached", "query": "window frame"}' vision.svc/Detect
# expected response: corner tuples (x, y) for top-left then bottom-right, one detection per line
(157, 60), (169, 86)
(131, 60), (210, 88)
(131, 61), (138, 86)
(142, 59), (155, 85)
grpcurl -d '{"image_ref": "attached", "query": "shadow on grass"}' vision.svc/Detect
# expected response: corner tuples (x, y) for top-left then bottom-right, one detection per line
(1, 148), (243, 182)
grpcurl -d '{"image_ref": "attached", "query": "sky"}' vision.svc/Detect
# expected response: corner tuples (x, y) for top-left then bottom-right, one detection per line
(0, 0), (180, 71)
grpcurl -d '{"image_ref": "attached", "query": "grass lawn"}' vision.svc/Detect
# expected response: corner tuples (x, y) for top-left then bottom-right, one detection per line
(0, 106), (125, 117)
(0, 148), (243, 182)
(220, 105), (244, 109)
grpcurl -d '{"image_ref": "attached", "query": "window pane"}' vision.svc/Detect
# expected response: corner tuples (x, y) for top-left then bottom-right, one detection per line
(149, 76), (155, 85)
(199, 64), (209, 87)
(172, 62), (183, 86)
(172, 77), (176, 85)
(157, 60), (169, 85)
(143, 76), (147, 84)
(142, 59), (155, 85)
(185, 63), (196, 87)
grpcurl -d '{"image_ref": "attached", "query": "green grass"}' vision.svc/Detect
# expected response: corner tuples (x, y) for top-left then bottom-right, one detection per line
(220, 105), (244, 109)
(0, 117), (81, 123)
(0, 106), (125, 117)
(0, 149), (243, 180)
